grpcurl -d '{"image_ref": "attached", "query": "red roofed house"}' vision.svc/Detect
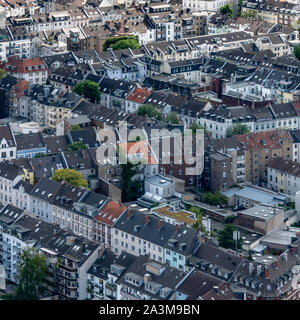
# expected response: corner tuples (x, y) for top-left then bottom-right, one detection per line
(125, 87), (152, 113)
(93, 200), (127, 250)
(5, 56), (48, 85)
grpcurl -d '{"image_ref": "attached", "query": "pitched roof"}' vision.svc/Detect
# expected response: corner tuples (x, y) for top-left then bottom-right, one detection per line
(94, 200), (126, 226)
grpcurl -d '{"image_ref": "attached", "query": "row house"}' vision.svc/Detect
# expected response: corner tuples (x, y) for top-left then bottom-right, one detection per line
(42, 232), (101, 300)
(267, 158), (300, 196)
(0, 28), (31, 61)
(87, 250), (136, 301)
(93, 201), (127, 250)
(235, 129), (293, 186)
(5, 55), (48, 85)
(111, 209), (199, 272)
(242, 1), (300, 28)
(0, 160), (24, 206)
(189, 241), (300, 300)
(18, 84), (83, 127)
(0, 206), (102, 299)
(199, 102), (300, 139)
(0, 125), (17, 160)
(0, 207), (35, 283)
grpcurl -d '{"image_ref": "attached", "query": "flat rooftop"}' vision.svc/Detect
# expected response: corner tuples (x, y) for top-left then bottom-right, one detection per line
(222, 186), (288, 206)
(152, 205), (196, 225)
(239, 205), (283, 221)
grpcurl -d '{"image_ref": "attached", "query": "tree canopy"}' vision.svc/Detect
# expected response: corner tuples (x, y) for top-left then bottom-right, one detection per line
(294, 44), (300, 61)
(121, 162), (142, 202)
(0, 69), (6, 80)
(137, 104), (162, 120)
(202, 191), (227, 206)
(225, 124), (250, 137)
(73, 80), (100, 103)
(220, 4), (234, 17)
(189, 122), (206, 134)
(52, 168), (88, 188)
(218, 224), (242, 250)
(165, 112), (179, 124)
(67, 141), (87, 151)
(70, 124), (81, 131)
(103, 36), (140, 51)
(3, 247), (47, 300)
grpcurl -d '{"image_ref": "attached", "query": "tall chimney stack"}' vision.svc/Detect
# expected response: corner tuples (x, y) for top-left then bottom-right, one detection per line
(265, 268), (270, 279)
(127, 209), (132, 219)
(145, 215), (150, 225)
(157, 219), (163, 230)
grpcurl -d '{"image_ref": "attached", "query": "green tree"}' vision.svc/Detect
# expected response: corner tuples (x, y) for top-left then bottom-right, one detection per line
(70, 124), (81, 131)
(238, 0), (243, 16)
(137, 104), (162, 120)
(121, 162), (142, 202)
(13, 247), (47, 300)
(218, 224), (242, 250)
(73, 80), (100, 103)
(220, 4), (234, 17)
(67, 141), (87, 151)
(294, 44), (300, 61)
(202, 191), (227, 206)
(0, 69), (6, 80)
(165, 112), (179, 124)
(103, 36), (140, 51)
(52, 168), (88, 188)
(189, 122), (206, 134)
(225, 214), (236, 224)
(190, 206), (204, 229)
(225, 124), (250, 137)
(34, 152), (46, 158)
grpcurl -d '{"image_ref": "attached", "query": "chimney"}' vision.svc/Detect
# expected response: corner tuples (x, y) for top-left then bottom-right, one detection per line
(157, 219), (163, 230)
(257, 265), (262, 276)
(127, 209), (133, 219)
(274, 260), (278, 269)
(39, 160), (42, 167)
(176, 224), (179, 232)
(145, 215), (150, 225)
(265, 268), (270, 279)
(213, 286), (219, 293)
(291, 245), (297, 255)
(144, 273), (151, 283)
(249, 263), (253, 275)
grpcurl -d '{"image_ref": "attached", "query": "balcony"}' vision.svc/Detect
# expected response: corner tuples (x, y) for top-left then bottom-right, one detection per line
(120, 288), (141, 300)
(59, 262), (76, 271)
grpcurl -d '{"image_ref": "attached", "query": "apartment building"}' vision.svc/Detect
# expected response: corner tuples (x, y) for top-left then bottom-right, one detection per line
(5, 56), (48, 85)
(236, 130), (293, 185)
(0, 160), (24, 206)
(0, 125), (17, 161)
(112, 209), (199, 271)
(268, 158), (300, 196)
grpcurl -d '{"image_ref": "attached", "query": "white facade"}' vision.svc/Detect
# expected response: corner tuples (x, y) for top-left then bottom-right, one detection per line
(111, 227), (164, 263)
(0, 175), (22, 206)
(0, 231), (30, 283)
(183, 0), (231, 12)
(0, 137), (16, 161)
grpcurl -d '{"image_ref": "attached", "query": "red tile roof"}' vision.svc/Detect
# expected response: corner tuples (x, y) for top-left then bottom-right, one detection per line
(118, 140), (158, 164)
(12, 79), (29, 97)
(126, 87), (152, 104)
(236, 129), (292, 151)
(93, 201), (127, 226)
(6, 56), (46, 74)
